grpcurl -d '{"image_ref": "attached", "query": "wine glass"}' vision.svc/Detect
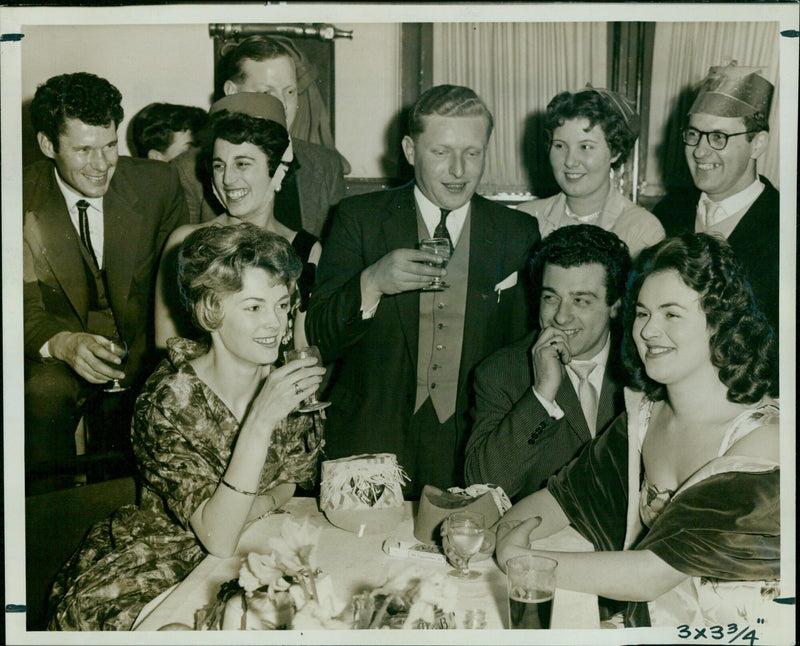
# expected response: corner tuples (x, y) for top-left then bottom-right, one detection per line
(441, 511), (486, 580)
(103, 336), (128, 393)
(283, 346), (331, 413)
(418, 238), (451, 291)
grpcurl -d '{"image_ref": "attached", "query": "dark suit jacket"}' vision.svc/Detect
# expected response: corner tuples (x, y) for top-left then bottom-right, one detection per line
(464, 330), (625, 500)
(653, 176), (779, 339)
(306, 184), (540, 476)
(172, 139), (345, 237)
(23, 157), (186, 386)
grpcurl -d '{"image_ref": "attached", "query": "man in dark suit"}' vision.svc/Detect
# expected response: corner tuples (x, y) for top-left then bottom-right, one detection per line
(24, 73), (186, 488)
(307, 85), (540, 498)
(652, 63), (778, 350)
(172, 35), (345, 236)
(465, 225), (631, 500)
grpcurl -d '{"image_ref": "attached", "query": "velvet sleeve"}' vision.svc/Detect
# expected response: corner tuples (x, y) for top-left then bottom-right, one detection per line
(636, 468), (780, 581)
(546, 411), (630, 552)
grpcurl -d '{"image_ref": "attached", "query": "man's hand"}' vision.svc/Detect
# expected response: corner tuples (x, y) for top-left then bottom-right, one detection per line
(360, 248), (446, 301)
(49, 331), (126, 384)
(531, 327), (572, 402)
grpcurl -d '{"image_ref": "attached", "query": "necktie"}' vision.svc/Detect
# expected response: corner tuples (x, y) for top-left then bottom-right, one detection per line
(434, 208), (453, 254)
(571, 362), (598, 437)
(698, 198), (725, 230)
(77, 199), (100, 270)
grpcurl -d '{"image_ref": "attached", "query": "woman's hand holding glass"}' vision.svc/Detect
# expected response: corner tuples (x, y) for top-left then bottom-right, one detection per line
(244, 356), (326, 440)
(283, 346), (330, 412)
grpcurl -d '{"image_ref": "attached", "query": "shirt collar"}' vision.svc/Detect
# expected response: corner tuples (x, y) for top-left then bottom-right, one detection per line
(413, 185), (470, 241)
(54, 168), (104, 213)
(699, 177), (763, 219)
(570, 332), (611, 372)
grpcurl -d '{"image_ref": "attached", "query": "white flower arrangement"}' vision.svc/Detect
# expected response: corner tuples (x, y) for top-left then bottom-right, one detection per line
(194, 516), (347, 630)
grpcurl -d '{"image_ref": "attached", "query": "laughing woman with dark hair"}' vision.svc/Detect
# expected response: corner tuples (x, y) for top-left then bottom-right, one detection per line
(155, 92), (321, 353)
(496, 233), (780, 628)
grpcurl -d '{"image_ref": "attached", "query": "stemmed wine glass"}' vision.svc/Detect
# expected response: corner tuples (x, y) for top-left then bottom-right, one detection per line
(283, 345), (331, 413)
(418, 238), (451, 291)
(441, 511), (487, 580)
(103, 336), (128, 393)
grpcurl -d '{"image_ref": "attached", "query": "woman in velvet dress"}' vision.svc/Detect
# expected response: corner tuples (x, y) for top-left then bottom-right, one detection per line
(48, 223), (326, 629)
(155, 92), (321, 352)
(496, 233), (780, 628)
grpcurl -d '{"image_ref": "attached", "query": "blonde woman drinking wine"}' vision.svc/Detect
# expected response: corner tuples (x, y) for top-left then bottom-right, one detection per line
(496, 233), (779, 628)
(48, 224), (325, 629)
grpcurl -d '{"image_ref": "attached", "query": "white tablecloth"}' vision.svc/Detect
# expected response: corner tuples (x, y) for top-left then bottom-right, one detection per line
(134, 497), (598, 631)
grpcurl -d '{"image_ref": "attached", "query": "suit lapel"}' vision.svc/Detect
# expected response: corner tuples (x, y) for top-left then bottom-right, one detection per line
(383, 187), (421, 366)
(460, 197), (501, 376)
(102, 164), (143, 332)
(29, 169), (90, 324)
(596, 365), (622, 431)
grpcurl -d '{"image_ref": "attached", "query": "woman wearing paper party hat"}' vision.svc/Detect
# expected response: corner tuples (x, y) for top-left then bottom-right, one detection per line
(518, 86), (664, 256)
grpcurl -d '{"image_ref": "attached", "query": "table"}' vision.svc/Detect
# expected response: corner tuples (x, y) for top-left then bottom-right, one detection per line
(134, 497), (598, 631)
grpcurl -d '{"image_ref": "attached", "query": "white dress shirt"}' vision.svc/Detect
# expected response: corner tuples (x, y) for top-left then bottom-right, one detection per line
(694, 177), (764, 239)
(54, 168), (105, 268)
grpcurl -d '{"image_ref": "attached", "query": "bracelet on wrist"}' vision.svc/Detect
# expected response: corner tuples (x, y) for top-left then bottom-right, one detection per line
(220, 478), (257, 496)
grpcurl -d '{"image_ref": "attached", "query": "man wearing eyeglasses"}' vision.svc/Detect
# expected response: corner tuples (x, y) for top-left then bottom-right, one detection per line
(653, 62), (778, 390)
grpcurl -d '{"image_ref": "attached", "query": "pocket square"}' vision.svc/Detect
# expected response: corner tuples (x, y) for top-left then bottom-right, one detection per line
(493, 271), (518, 293)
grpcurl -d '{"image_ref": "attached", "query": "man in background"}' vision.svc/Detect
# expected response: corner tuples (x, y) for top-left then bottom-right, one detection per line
(129, 102), (207, 162)
(23, 72), (186, 491)
(307, 85), (540, 498)
(465, 225), (630, 500)
(172, 35), (345, 236)
(653, 62), (779, 368)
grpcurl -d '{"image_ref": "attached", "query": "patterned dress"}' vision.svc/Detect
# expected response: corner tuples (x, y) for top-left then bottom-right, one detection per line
(48, 338), (323, 630)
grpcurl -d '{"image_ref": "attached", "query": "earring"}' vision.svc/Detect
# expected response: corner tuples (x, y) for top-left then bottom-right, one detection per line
(610, 164), (625, 194)
(282, 318), (294, 346)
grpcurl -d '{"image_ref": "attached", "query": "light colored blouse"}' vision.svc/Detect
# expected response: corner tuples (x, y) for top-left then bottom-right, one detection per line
(517, 183), (664, 256)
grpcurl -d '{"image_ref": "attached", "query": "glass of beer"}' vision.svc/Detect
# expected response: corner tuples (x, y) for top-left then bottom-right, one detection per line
(505, 554), (558, 629)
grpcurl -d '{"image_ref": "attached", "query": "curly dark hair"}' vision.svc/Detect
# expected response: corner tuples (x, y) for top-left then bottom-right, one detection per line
(30, 72), (124, 151)
(530, 224), (631, 306)
(203, 110), (289, 178)
(621, 233), (774, 403)
(130, 102), (207, 157)
(178, 222), (302, 332)
(545, 90), (639, 169)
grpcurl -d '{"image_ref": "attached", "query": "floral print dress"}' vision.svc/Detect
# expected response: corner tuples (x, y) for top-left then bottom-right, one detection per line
(48, 338), (323, 630)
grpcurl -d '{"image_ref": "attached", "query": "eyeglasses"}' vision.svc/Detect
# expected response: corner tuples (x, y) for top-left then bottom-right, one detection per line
(681, 127), (756, 151)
